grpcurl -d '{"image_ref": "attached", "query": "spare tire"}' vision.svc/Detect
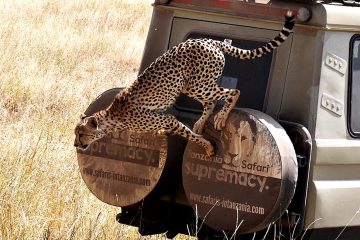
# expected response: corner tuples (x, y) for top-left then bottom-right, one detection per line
(77, 88), (167, 207)
(182, 108), (298, 233)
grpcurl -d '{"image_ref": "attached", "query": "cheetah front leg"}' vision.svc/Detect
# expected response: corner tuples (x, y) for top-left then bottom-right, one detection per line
(171, 120), (214, 156)
(137, 111), (214, 156)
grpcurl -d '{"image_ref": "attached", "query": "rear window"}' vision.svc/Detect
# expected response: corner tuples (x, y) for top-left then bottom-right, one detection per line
(348, 35), (360, 137)
(174, 33), (273, 112)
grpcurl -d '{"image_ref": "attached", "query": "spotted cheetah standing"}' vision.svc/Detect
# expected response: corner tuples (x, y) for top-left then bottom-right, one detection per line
(74, 11), (295, 156)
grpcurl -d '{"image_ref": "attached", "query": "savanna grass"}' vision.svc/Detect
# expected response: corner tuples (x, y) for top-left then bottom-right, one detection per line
(0, 0), (192, 239)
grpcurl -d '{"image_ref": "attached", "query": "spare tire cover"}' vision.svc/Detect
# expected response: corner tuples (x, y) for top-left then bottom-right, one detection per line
(77, 88), (167, 207)
(182, 108), (297, 233)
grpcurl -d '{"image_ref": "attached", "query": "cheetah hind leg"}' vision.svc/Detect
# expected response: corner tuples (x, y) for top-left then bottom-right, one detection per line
(214, 88), (240, 130)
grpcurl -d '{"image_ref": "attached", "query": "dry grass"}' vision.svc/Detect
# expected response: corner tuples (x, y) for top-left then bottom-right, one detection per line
(1, 1), (356, 239)
(0, 0), (190, 239)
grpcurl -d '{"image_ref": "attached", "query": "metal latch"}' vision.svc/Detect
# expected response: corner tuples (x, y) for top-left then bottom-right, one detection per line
(325, 53), (347, 75)
(321, 93), (344, 116)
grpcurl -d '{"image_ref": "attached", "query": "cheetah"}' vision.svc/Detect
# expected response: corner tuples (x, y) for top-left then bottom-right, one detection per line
(74, 11), (295, 157)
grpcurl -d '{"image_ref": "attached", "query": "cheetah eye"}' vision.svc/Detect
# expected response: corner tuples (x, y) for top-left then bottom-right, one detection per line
(87, 116), (98, 129)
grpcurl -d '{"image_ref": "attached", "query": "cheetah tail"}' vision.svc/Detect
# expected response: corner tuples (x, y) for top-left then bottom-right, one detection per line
(218, 10), (295, 60)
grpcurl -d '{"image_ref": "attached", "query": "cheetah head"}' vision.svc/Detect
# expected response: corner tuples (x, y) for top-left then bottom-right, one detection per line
(74, 114), (106, 151)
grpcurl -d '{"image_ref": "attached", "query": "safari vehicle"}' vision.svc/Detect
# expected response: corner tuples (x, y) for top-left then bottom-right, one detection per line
(76, 0), (360, 239)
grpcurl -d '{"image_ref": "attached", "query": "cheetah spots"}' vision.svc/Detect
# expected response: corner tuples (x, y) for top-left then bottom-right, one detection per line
(200, 138), (214, 156)
(91, 38), (246, 155)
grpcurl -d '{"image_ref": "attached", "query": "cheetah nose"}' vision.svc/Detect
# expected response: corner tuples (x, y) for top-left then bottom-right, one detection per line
(74, 143), (79, 148)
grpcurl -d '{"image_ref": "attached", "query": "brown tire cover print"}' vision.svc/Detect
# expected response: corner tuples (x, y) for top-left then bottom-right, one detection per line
(77, 88), (167, 207)
(182, 108), (298, 233)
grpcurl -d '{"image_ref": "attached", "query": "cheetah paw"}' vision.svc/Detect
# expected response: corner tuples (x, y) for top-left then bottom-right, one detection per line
(157, 129), (167, 136)
(204, 141), (214, 157)
(214, 111), (228, 130)
(193, 120), (205, 134)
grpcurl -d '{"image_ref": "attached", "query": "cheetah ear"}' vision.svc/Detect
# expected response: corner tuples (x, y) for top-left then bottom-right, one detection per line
(115, 89), (129, 103)
(115, 91), (126, 103)
(87, 116), (98, 129)
(80, 113), (87, 120)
